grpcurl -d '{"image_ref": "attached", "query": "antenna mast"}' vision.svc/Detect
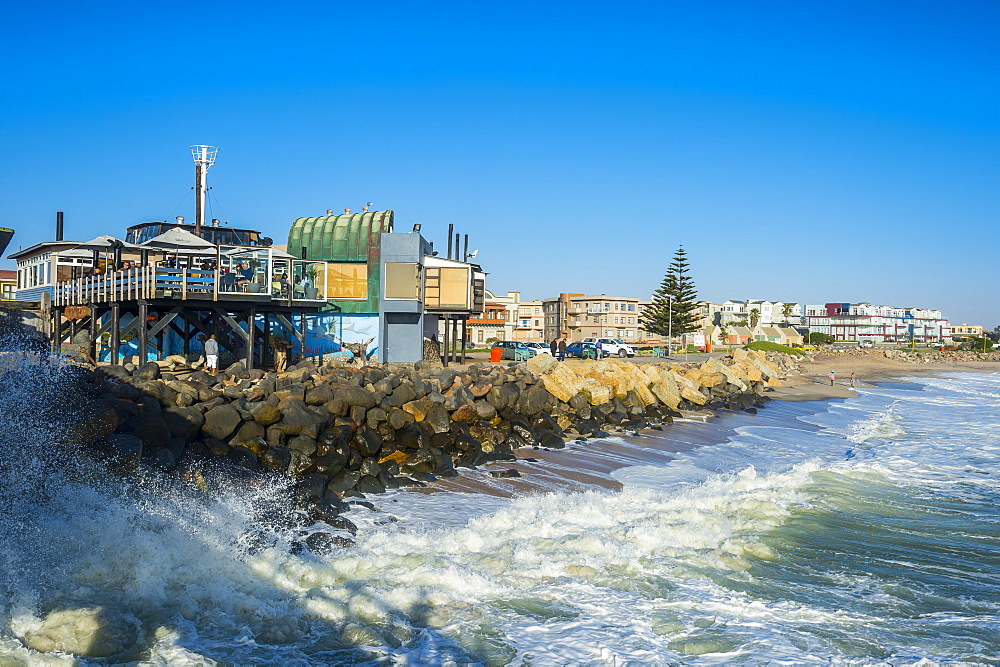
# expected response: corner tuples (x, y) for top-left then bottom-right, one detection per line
(190, 145), (219, 236)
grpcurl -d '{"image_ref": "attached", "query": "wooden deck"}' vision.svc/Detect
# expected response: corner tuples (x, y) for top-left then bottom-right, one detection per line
(54, 267), (325, 307)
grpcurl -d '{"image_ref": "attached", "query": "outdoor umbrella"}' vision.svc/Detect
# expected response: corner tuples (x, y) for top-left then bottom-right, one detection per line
(140, 227), (217, 252)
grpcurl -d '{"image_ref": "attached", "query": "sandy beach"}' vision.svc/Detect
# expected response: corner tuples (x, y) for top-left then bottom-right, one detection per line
(771, 354), (1000, 401)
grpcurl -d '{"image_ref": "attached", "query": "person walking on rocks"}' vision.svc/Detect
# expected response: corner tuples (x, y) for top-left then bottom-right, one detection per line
(558, 338), (567, 361)
(829, 370), (836, 386)
(204, 334), (219, 375)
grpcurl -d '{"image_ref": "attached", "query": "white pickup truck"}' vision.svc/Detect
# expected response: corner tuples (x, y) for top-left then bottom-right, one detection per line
(582, 337), (636, 358)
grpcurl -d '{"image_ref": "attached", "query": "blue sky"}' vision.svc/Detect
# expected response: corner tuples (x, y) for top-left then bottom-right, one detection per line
(1, 0), (997, 325)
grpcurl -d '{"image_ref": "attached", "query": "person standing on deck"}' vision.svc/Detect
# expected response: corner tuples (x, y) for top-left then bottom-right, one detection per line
(204, 334), (220, 375)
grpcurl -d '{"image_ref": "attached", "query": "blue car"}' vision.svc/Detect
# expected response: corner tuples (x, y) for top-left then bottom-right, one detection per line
(564, 342), (600, 359)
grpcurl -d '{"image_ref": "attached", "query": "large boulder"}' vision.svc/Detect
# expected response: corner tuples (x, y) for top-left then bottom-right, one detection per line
(122, 412), (171, 451)
(161, 406), (204, 440)
(272, 398), (326, 436)
(526, 353), (558, 374)
(335, 385), (377, 409)
(132, 361), (161, 382)
(578, 377), (612, 406)
(201, 405), (242, 440)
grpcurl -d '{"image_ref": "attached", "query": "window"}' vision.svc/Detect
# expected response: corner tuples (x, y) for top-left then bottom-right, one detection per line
(424, 267), (470, 308)
(628, 304), (635, 311)
(384, 262), (420, 299)
(326, 263), (368, 299)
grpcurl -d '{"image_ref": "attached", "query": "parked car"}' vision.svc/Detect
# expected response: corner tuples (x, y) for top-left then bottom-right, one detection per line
(491, 340), (536, 360)
(582, 337), (636, 358)
(523, 341), (552, 355)
(564, 341), (598, 358)
(859, 340), (874, 348)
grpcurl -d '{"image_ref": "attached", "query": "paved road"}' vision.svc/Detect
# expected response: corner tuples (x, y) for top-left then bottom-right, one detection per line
(447, 351), (731, 365)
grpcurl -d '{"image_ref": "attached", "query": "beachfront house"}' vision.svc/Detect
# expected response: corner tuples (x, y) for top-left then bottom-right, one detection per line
(804, 302), (951, 345)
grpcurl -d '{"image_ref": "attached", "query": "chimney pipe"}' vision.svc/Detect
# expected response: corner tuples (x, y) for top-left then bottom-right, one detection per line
(344, 208), (351, 214)
(447, 223), (454, 259)
(326, 210), (333, 215)
(301, 246), (308, 260)
(463, 234), (469, 262)
(56, 211), (64, 242)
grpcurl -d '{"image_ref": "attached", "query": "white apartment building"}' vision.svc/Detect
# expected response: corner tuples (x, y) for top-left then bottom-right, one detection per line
(514, 298), (546, 342)
(804, 302), (951, 344)
(717, 300), (803, 326)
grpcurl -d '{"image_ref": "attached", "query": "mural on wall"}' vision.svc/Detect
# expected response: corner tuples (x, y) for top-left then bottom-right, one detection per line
(95, 313), (381, 363)
(298, 313), (379, 361)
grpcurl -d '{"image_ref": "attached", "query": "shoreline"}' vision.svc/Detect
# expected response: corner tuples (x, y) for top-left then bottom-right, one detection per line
(418, 356), (1000, 498)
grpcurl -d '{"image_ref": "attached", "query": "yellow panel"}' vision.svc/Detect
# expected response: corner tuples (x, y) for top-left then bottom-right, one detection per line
(384, 262), (419, 299)
(326, 263), (368, 300)
(438, 267), (469, 308)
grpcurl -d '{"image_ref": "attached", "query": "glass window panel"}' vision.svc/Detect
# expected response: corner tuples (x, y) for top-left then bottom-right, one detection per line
(327, 263), (368, 300)
(384, 262), (420, 299)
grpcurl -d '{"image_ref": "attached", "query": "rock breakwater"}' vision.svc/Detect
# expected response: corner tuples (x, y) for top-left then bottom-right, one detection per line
(63, 350), (796, 504)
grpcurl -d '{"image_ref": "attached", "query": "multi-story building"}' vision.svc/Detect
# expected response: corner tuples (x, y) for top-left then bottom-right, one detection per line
(717, 300), (802, 327)
(804, 302), (951, 344)
(465, 294), (509, 346)
(542, 293), (648, 344)
(950, 323), (984, 338)
(513, 298), (545, 342)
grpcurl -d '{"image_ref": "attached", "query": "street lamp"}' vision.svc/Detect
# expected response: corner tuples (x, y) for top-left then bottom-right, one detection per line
(667, 297), (672, 358)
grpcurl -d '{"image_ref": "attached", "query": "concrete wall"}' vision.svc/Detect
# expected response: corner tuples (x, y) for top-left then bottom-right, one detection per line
(379, 232), (430, 363)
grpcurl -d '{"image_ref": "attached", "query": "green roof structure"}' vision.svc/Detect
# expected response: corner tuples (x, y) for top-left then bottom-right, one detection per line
(288, 210), (393, 262)
(287, 210), (395, 314)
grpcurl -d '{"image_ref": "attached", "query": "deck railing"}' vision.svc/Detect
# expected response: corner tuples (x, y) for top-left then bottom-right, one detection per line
(53, 266), (327, 307)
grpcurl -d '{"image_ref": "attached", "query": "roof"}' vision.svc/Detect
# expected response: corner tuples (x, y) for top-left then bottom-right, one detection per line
(287, 210), (394, 262)
(8, 240), (81, 260)
(0, 270), (15, 280)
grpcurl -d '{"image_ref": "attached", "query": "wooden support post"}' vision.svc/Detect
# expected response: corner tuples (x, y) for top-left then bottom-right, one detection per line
(262, 312), (270, 370)
(299, 312), (307, 358)
(442, 315), (450, 367)
(137, 300), (148, 364)
(50, 306), (62, 353)
(182, 316), (190, 361)
(89, 305), (99, 361)
(245, 307), (256, 370)
(460, 319), (467, 364)
(452, 317), (460, 365)
(110, 303), (120, 365)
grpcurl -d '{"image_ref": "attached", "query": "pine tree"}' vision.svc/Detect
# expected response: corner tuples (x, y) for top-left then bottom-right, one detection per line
(641, 245), (700, 339)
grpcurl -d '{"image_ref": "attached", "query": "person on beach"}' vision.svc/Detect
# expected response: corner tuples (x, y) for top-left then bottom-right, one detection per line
(558, 338), (567, 361)
(850, 372), (856, 387)
(829, 370), (836, 385)
(204, 334), (219, 375)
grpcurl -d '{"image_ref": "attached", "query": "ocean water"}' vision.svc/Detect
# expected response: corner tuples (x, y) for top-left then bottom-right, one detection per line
(1, 356), (998, 665)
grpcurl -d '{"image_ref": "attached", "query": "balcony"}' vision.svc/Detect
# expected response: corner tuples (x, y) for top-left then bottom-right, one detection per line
(53, 259), (329, 307)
